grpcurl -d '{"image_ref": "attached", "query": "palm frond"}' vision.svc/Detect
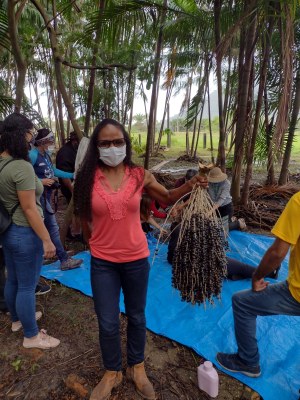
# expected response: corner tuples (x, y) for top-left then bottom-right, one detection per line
(0, 9), (10, 51)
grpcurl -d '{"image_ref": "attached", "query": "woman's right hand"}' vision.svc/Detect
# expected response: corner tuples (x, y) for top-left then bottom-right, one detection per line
(42, 178), (55, 187)
(43, 239), (56, 259)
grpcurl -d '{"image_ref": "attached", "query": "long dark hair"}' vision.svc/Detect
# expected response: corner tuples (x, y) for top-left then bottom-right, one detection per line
(74, 118), (136, 221)
(0, 113), (33, 160)
(140, 193), (152, 221)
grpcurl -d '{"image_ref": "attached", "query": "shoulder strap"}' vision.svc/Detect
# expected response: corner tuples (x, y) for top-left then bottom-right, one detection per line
(0, 159), (15, 174)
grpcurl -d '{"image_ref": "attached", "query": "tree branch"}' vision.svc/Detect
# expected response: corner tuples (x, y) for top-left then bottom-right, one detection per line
(61, 60), (136, 71)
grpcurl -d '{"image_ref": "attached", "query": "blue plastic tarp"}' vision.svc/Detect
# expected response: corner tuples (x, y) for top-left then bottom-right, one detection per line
(41, 231), (300, 400)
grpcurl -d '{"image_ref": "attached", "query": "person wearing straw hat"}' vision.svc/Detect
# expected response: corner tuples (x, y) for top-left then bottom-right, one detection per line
(208, 167), (246, 231)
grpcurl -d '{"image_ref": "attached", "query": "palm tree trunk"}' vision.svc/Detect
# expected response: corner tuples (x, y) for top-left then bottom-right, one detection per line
(31, 75), (44, 117)
(185, 72), (193, 155)
(144, 0), (167, 169)
(167, 103), (171, 147)
(190, 61), (204, 156)
(152, 72), (161, 152)
(278, 68), (300, 185)
(31, 0), (83, 140)
(7, 1), (27, 112)
(207, 78), (215, 164)
(156, 81), (174, 152)
(231, 6), (257, 203)
(214, 0), (226, 169)
(84, 0), (105, 133)
(66, 55), (73, 136)
(264, 89), (275, 185)
(141, 81), (149, 129)
(193, 97), (206, 159)
(123, 50), (136, 126)
(241, 11), (274, 205)
(127, 69), (136, 134)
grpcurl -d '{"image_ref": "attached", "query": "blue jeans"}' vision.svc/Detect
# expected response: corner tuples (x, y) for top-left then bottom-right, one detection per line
(40, 196), (68, 262)
(232, 280), (300, 366)
(0, 247), (7, 311)
(91, 256), (150, 371)
(2, 224), (43, 337)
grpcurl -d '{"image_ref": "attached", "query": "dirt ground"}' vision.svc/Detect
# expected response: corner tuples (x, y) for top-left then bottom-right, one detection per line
(0, 282), (260, 400)
(1, 156), (281, 400)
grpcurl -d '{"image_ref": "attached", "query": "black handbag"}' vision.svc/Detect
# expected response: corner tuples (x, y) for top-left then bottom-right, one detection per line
(0, 159), (19, 234)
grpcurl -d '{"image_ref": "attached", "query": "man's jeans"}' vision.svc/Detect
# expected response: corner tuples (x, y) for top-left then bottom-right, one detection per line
(91, 256), (150, 371)
(2, 224), (43, 337)
(40, 196), (68, 262)
(233, 280), (300, 366)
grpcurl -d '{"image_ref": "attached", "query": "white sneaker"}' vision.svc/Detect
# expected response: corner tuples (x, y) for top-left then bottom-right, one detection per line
(11, 311), (43, 332)
(23, 329), (60, 349)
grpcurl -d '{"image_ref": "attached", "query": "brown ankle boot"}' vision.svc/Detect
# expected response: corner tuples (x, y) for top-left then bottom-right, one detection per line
(90, 370), (122, 400)
(126, 362), (156, 400)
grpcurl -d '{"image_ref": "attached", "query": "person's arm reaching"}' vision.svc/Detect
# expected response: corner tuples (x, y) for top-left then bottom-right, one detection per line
(147, 216), (167, 235)
(252, 238), (290, 291)
(144, 170), (208, 205)
(53, 166), (73, 179)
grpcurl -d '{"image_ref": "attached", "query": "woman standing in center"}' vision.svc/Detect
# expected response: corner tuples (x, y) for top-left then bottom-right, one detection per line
(74, 119), (207, 400)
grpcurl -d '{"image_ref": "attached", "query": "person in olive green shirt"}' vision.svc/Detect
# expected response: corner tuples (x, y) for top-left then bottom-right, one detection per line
(0, 113), (59, 349)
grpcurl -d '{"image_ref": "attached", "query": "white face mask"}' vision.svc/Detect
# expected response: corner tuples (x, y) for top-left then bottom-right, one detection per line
(99, 145), (126, 167)
(46, 144), (55, 156)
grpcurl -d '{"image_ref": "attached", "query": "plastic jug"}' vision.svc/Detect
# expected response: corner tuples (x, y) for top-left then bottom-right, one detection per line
(197, 361), (219, 398)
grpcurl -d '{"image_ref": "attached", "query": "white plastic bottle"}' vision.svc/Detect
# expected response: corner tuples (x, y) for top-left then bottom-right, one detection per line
(197, 361), (219, 398)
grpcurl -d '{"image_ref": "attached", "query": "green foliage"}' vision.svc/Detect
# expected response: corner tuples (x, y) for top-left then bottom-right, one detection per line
(131, 134), (146, 154)
(31, 363), (40, 374)
(0, 8), (10, 51)
(252, 118), (283, 167)
(11, 358), (22, 372)
(0, 94), (14, 118)
(163, 128), (174, 136)
(225, 153), (234, 169)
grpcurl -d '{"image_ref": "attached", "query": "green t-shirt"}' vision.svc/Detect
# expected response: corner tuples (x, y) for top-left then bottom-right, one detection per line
(0, 156), (44, 227)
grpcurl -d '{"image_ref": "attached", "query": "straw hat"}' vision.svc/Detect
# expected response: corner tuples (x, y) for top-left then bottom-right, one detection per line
(208, 167), (227, 183)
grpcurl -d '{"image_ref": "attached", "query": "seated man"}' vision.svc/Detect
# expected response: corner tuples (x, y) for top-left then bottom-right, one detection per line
(174, 169), (198, 189)
(216, 192), (300, 377)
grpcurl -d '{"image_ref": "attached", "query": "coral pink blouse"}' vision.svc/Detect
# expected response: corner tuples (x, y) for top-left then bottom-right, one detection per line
(89, 166), (150, 262)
